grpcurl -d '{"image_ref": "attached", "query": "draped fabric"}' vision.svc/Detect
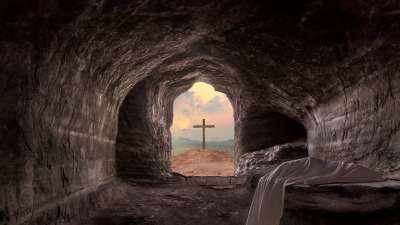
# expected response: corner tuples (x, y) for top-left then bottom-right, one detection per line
(245, 157), (385, 225)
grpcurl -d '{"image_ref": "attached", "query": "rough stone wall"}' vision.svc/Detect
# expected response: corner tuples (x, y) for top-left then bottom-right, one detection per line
(0, 68), (119, 225)
(1, 0), (400, 224)
(0, 0), (206, 222)
(18, 181), (117, 225)
(0, 45), (33, 225)
(235, 141), (308, 176)
(0, 2), (120, 223)
(309, 72), (400, 178)
(116, 79), (172, 179)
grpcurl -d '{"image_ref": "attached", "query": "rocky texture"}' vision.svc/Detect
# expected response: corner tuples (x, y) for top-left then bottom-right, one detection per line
(281, 181), (400, 225)
(281, 209), (400, 225)
(285, 180), (400, 213)
(55, 181), (400, 225)
(180, 176), (248, 188)
(116, 79), (172, 179)
(235, 141), (308, 176)
(1, 180), (117, 225)
(128, 175), (249, 189)
(309, 74), (400, 179)
(1, 0), (400, 224)
(71, 183), (252, 225)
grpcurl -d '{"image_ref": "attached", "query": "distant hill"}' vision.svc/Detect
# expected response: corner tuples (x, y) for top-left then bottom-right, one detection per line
(172, 138), (234, 156)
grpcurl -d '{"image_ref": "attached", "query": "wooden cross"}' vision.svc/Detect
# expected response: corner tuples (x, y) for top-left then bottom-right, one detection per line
(193, 118), (215, 150)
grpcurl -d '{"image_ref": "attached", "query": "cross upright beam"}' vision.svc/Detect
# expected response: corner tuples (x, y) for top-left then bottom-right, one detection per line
(193, 118), (215, 149)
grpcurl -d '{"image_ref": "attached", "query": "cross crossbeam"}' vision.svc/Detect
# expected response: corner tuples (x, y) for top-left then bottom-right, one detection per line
(193, 118), (215, 150)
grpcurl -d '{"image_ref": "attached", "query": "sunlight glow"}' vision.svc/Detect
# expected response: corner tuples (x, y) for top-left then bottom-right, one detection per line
(189, 82), (225, 103)
(171, 82), (234, 141)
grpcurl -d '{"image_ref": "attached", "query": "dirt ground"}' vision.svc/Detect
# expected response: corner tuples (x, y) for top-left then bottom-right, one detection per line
(77, 183), (252, 225)
(171, 149), (235, 176)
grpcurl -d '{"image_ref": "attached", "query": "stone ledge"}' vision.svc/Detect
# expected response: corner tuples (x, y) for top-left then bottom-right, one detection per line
(184, 176), (248, 187)
(126, 175), (249, 188)
(235, 140), (308, 176)
(285, 180), (400, 213)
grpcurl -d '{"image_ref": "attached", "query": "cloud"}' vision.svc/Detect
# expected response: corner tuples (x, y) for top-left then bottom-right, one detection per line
(202, 96), (224, 113)
(171, 82), (234, 141)
(189, 82), (225, 103)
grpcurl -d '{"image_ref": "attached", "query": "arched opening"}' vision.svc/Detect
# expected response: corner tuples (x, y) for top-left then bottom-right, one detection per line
(115, 72), (309, 180)
(170, 82), (235, 176)
(115, 72), (242, 181)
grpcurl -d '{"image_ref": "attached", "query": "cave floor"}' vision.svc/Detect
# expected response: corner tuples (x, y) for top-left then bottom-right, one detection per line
(77, 183), (252, 225)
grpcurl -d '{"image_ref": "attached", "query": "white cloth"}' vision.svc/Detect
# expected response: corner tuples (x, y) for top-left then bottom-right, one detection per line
(245, 157), (385, 225)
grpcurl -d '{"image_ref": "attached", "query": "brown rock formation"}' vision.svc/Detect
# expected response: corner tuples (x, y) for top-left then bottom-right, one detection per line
(1, 0), (400, 224)
(235, 140), (308, 176)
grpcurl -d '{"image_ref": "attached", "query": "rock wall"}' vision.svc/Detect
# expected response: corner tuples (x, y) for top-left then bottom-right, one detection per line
(0, 71), (118, 225)
(235, 141), (308, 176)
(18, 180), (117, 225)
(0, 2), (121, 223)
(1, 0), (400, 224)
(308, 72), (400, 178)
(116, 79), (173, 179)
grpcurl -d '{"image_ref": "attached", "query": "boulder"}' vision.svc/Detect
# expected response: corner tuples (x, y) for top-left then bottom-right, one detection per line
(235, 140), (308, 176)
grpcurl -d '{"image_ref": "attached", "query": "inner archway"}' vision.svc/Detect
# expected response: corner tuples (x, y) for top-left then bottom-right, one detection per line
(170, 82), (235, 176)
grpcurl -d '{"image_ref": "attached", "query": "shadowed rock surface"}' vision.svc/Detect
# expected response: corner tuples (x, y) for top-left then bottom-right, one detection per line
(73, 183), (252, 225)
(282, 180), (400, 225)
(286, 180), (400, 213)
(235, 141), (308, 176)
(55, 180), (400, 225)
(1, 0), (400, 224)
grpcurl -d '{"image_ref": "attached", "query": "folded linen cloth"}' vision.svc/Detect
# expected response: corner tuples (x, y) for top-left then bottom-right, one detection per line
(245, 157), (385, 225)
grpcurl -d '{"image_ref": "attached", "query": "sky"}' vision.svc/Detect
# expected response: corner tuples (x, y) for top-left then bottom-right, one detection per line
(170, 82), (234, 141)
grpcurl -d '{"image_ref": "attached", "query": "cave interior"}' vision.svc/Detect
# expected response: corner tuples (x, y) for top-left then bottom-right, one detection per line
(1, 0), (400, 225)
